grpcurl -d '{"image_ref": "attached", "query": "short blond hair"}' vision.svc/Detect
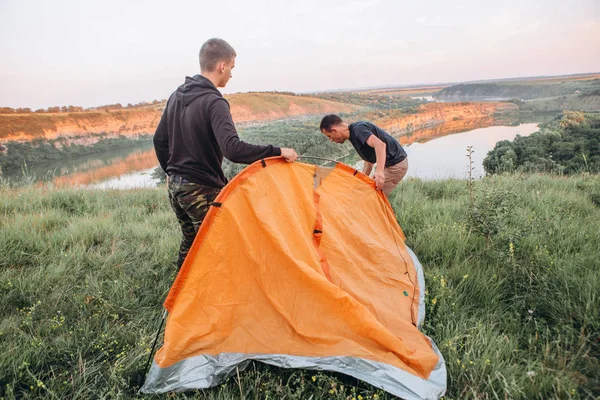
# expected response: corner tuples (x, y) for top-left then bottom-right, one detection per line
(199, 38), (236, 72)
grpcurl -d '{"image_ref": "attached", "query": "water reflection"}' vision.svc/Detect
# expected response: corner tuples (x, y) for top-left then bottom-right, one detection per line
(87, 166), (159, 189)
(53, 148), (158, 187)
(3, 143), (159, 188)
(397, 117), (498, 146)
(404, 123), (539, 180)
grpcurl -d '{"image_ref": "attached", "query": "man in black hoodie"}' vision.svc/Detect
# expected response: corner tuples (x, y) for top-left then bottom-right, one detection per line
(154, 38), (298, 269)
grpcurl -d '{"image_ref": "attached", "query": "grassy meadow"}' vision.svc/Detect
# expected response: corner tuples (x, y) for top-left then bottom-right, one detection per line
(1, 173), (599, 399)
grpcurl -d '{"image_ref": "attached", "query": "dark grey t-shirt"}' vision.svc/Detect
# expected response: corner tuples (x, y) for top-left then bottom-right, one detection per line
(348, 122), (407, 167)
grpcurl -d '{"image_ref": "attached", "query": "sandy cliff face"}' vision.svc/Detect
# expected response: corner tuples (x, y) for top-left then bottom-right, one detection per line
(0, 109), (163, 142)
(0, 93), (360, 143)
(367, 102), (518, 136)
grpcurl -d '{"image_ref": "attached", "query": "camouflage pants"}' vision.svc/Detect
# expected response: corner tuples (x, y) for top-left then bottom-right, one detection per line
(167, 175), (220, 270)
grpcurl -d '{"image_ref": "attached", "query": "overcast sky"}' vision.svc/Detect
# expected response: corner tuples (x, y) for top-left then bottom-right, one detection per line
(1, 0), (599, 109)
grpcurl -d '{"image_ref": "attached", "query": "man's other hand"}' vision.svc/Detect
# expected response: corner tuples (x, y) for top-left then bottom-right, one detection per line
(373, 170), (385, 191)
(281, 148), (299, 163)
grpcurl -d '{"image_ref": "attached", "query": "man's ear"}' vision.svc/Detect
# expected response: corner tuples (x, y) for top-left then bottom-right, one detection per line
(218, 61), (226, 73)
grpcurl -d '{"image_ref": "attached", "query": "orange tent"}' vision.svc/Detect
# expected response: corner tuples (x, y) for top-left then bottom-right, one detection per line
(141, 158), (446, 399)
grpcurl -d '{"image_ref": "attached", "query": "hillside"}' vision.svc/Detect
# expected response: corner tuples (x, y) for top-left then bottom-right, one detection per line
(227, 92), (359, 122)
(0, 93), (360, 142)
(0, 108), (162, 142)
(521, 91), (600, 112)
(437, 74), (600, 101)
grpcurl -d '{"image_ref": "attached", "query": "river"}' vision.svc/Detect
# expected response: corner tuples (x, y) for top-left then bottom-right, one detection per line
(2, 114), (555, 187)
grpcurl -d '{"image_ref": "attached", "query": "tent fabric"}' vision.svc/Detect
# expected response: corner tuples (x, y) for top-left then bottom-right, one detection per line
(141, 158), (447, 399)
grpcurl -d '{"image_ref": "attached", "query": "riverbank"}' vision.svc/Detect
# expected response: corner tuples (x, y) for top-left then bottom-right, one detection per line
(1, 173), (598, 398)
(363, 101), (518, 136)
(0, 134), (153, 176)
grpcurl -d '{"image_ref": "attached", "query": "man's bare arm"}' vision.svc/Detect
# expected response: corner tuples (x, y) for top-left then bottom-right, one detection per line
(365, 135), (387, 190)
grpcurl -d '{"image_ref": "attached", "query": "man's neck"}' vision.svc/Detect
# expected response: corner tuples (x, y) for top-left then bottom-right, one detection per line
(341, 123), (351, 140)
(200, 72), (220, 89)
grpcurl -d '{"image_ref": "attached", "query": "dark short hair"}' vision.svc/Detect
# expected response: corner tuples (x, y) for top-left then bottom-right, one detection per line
(199, 38), (237, 72)
(320, 114), (343, 132)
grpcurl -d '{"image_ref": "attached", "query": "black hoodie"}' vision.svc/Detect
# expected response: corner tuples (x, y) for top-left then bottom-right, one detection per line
(153, 75), (281, 188)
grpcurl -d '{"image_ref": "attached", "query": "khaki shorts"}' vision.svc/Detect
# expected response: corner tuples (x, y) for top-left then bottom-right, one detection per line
(382, 158), (408, 196)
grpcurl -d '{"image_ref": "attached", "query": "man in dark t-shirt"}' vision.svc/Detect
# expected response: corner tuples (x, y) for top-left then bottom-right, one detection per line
(320, 114), (408, 196)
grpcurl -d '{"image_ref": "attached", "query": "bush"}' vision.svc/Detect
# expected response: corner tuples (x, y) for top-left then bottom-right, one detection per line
(483, 112), (600, 175)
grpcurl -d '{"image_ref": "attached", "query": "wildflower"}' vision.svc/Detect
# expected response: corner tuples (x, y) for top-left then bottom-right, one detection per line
(358, 396), (363, 400)
(440, 276), (446, 288)
(374, 395), (379, 399)
(431, 298), (437, 305)
(311, 375), (316, 382)
(485, 359), (491, 365)
(509, 242), (515, 259)
(462, 274), (468, 280)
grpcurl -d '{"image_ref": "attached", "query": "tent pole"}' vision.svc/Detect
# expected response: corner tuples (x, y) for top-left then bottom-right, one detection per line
(298, 155), (340, 164)
(141, 308), (168, 388)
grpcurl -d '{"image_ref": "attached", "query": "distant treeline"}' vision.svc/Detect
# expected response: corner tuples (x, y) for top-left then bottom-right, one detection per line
(0, 134), (153, 172)
(484, 111), (600, 175)
(438, 79), (600, 100)
(0, 100), (167, 114)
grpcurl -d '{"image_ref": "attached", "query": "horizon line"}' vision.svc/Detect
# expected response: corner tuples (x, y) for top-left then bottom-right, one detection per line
(2, 71), (599, 110)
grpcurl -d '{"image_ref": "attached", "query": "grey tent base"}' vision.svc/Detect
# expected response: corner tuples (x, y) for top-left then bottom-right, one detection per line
(141, 246), (447, 399)
(141, 349), (446, 400)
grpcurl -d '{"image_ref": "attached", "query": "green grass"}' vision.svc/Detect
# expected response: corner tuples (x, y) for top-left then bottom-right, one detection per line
(1, 174), (599, 399)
